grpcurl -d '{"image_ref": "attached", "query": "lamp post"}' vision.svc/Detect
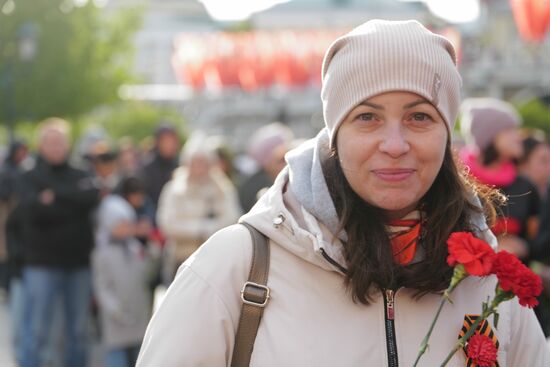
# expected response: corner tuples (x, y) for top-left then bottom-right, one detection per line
(3, 22), (37, 144)
(18, 23), (38, 62)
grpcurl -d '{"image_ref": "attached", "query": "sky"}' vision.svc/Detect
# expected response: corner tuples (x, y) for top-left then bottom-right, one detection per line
(198, 0), (481, 23)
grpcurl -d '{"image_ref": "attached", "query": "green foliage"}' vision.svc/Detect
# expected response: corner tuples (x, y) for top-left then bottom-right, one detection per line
(0, 0), (142, 126)
(516, 99), (550, 136)
(0, 102), (186, 150)
(76, 101), (187, 142)
(0, 120), (36, 147)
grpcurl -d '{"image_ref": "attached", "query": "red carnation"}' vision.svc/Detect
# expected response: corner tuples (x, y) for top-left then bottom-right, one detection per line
(447, 232), (496, 276)
(466, 334), (498, 367)
(491, 251), (542, 308)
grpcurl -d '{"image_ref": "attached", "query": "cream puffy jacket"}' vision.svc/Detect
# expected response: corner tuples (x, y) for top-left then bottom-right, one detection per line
(157, 167), (241, 277)
(137, 171), (549, 366)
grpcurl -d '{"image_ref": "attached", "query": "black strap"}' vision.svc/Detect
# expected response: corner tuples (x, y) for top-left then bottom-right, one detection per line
(230, 222), (270, 367)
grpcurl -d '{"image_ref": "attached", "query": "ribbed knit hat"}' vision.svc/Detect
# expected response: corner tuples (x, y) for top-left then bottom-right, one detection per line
(459, 98), (522, 151)
(248, 122), (294, 167)
(321, 19), (462, 147)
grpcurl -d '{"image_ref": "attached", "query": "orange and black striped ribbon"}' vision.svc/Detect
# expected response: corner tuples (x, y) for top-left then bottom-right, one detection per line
(459, 314), (499, 367)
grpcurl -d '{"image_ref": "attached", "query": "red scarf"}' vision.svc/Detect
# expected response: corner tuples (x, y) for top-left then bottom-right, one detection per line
(386, 211), (422, 265)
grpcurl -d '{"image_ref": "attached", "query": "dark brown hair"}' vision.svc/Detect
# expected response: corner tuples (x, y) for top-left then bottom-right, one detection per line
(481, 142), (500, 166)
(518, 134), (549, 166)
(322, 144), (504, 304)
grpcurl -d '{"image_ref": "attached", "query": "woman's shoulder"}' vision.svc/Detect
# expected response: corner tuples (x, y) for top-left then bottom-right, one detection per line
(179, 224), (254, 292)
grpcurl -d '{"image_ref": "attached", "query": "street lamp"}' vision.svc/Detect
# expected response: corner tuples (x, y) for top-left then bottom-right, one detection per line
(3, 22), (38, 143)
(18, 23), (38, 62)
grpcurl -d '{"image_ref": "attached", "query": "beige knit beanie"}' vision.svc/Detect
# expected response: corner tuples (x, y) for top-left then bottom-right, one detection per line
(321, 19), (463, 147)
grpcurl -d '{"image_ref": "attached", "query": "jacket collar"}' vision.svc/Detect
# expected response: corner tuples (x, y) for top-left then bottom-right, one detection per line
(241, 169), (347, 274)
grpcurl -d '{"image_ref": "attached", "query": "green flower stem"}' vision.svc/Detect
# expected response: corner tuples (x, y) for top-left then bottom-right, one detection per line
(439, 297), (500, 367)
(413, 265), (467, 367)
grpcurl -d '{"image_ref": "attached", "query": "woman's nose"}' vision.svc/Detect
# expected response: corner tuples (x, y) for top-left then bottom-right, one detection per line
(378, 123), (410, 158)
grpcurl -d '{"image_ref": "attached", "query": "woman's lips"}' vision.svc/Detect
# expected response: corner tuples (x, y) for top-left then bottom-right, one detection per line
(373, 169), (415, 182)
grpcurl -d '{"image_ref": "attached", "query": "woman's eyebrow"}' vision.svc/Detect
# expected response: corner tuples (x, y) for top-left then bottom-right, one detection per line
(404, 100), (430, 109)
(359, 99), (430, 110)
(360, 101), (384, 109)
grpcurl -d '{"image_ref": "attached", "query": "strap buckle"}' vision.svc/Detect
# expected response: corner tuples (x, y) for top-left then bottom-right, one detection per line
(240, 281), (270, 308)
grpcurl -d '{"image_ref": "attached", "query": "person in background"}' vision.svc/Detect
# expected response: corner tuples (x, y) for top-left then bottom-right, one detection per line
(459, 98), (539, 258)
(532, 181), (550, 336)
(115, 176), (161, 296)
(0, 139), (30, 291)
(139, 123), (180, 208)
(157, 132), (241, 282)
(0, 139), (32, 365)
(237, 122), (294, 212)
(0, 140), (29, 288)
(87, 139), (122, 197)
(137, 20), (547, 366)
(19, 118), (100, 367)
(459, 99), (547, 335)
(210, 135), (238, 184)
(74, 126), (109, 172)
(117, 176), (155, 245)
(93, 192), (154, 367)
(118, 137), (141, 177)
(520, 132), (550, 335)
(518, 131), (550, 202)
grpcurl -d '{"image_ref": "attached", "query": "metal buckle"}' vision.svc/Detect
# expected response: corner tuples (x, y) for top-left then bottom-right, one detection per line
(240, 281), (270, 308)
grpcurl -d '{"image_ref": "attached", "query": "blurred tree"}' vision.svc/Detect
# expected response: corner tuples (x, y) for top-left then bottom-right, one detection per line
(0, 0), (141, 128)
(0, 102), (186, 148)
(75, 101), (187, 143)
(517, 98), (550, 136)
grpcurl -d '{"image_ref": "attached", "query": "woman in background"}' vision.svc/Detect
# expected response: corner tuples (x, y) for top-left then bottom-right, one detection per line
(459, 98), (540, 258)
(156, 133), (241, 283)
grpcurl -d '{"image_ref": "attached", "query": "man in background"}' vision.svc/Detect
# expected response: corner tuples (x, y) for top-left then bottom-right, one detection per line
(139, 123), (180, 209)
(19, 118), (100, 367)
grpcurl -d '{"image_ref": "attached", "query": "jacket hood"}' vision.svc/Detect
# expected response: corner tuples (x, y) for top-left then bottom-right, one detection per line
(241, 130), (498, 274)
(241, 166), (347, 274)
(241, 128), (351, 273)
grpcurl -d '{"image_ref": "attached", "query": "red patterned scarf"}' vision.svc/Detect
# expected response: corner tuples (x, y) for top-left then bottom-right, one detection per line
(386, 211), (422, 265)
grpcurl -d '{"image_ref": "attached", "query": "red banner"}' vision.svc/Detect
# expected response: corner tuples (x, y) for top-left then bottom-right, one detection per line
(172, 28), (462, 91)
(511, 0), (550, 42)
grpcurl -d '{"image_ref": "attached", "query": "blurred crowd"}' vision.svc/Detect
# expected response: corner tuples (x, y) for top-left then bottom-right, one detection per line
(1, 96), (550, 366)
(0, 118), (297, 367)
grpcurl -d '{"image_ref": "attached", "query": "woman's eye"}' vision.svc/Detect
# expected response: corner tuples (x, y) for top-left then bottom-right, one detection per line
(410, 113), (431, 122)
(357, 113), (375, 121)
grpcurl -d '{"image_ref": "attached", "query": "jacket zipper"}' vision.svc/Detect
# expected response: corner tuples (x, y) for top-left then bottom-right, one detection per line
(319, 248), (347, 274)
(319, 249), (398, 366)
(384, 289), (399, 367)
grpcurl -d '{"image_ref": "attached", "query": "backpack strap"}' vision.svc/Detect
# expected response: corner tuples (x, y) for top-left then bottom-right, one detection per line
(230, 222), (271, 367)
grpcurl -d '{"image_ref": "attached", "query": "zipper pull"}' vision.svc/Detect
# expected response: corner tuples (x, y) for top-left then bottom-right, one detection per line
(386, 289), (395, 320)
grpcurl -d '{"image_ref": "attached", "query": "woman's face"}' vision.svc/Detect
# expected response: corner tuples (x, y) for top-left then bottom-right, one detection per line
(188, 155), (211, 179)
(336, 91), (448, 219)
(493, 128), (523, 160)
(521, 143), (550, 188)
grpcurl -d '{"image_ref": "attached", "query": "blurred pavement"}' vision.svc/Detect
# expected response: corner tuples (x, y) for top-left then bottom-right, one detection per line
(0, 298), (16, 367)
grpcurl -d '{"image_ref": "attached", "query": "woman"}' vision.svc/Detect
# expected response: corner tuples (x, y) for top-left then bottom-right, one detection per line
(92, 193), (153, 367)
(518, 132), (550, 202)
(459, 99), (540, 259)
(138, 20), (548, 366)
(156, 132), (241, 283)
